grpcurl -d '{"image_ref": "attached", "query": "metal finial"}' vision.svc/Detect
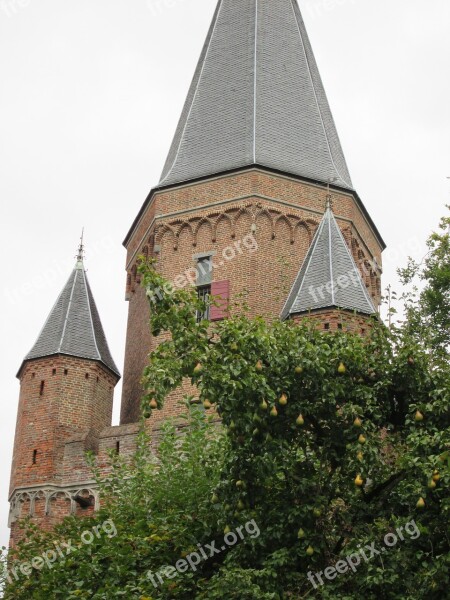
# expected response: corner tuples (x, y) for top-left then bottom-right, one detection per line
(326, 178), (337, 211)
(76, 228), (85, 263)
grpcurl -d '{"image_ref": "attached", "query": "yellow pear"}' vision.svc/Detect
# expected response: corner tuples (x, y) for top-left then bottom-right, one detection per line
(432, 470), (440, 482)
(416, 497), (425, 509)
(414, 410), (424, 422)
(354, 474), (364, 487)
(297, 528), (305, 539)
(270, 406), (278, 417)
(295, 366), (303, 375)
(296, 414), (305, 426)
(224, 525), (231, 534)
(338, 362), (346, 374)
(203, 399), (212, 409)
(193, 362), (202, 374)
(353, 417), (362, 428)
(279, 393), (288, 406)
(260, 399), (268, 410)
(358, 434), (366, 445)
(149, 398), (158, 409)
(256, 360), (263, 372)
(306, 545), (314, 556)
(356, 451), (364, 462)
(428, 479), (436, 489)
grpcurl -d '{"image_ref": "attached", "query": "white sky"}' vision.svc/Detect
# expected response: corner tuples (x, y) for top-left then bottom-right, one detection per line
(1, 0), (449, 550)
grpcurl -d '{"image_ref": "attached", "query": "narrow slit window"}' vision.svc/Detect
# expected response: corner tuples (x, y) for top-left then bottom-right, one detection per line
(32, 450), (38, 465)
(64, 369), (68, 376)
(39, 381), (45, 396)
(52, 368), (56, 376)
(85, 373), (89, 380)
(116, 441), (120, 455)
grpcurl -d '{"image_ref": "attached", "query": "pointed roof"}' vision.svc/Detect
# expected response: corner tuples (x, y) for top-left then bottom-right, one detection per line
(281, 203), (376, 319)
(19, 258), (120, 378)
(159, 0), (353, 190)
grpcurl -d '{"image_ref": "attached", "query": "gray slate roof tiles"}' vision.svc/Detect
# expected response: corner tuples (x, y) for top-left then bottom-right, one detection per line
(159, 0), (353, 190)
(21, 260), (120, 377)
(281, 206), (376, 319)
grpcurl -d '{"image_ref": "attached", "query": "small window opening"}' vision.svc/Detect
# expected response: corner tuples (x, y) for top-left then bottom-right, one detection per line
(32, 450), (38, 465)
(31, 373), (35, 379)
(52, 368), (56, 376)
(64, 369), (68, 376)
(196, 285), (211, 322)
(85, 373), (89, 380)
(39, 381), (45, 396)
(337, 323), (343, 330)
(361, 328), (366, 335)
(116, 441), (120, 455)
(96, 376), (99, 383)
(196, 256), (213, 286)
(324, 323), (330, 330)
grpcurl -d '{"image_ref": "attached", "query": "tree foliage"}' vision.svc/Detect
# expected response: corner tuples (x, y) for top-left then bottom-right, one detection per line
(3, 214), (450, 599)
(398, 207), (450, 358)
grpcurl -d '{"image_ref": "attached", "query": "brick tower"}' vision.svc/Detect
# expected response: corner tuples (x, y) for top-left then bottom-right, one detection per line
(8, 243), (120, 546)
(8, 0), (386, 545)
(120, 0), (385, 425)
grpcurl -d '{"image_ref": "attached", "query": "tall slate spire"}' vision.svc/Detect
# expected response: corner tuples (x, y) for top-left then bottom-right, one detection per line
(281, 203), (376, 319)
(159, 0), (353, 189)
(18, 253), (120, 378)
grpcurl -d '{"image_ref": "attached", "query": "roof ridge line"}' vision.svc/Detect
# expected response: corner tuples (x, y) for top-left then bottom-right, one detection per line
(290, 0), (352, 189)
(280, 213), (326, 319)
(57, 269), (79, 353)
(159, 0), (225, 186)
(25, 271), (73, 358)
(329, 210), (376, 311)
(81, 269), (102, 361)
(327, 209), (336, 305)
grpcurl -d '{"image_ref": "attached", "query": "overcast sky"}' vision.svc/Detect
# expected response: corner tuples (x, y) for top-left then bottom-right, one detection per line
(1, 0), (449, 551)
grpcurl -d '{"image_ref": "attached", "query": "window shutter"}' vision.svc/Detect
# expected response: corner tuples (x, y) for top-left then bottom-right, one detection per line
(210, 280), (230, 321)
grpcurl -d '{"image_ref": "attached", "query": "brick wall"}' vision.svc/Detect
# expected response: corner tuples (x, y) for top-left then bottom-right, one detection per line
(9, 355), (119, 547)
(121, 168), (384, 424)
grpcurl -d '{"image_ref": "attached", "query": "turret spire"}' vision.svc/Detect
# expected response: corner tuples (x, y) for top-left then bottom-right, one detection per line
(281, 205), (376, 320)
(159, 0), (353, 190)
(18, 247), (120, 378)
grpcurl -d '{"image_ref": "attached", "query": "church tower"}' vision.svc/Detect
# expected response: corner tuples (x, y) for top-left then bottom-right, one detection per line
(120, 0), (385, 425)
(9, 245), (120, 545)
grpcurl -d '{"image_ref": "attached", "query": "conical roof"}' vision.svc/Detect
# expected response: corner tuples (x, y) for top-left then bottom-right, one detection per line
(19, 259), (120, 378)
(281, 204), (376, 319)
(159, 0), (353, 189)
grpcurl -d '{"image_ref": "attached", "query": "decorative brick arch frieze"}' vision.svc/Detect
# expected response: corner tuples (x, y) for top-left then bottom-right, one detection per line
(9, 485), (100, 526)
(274, 214), (295, 244)
(126, 204), (343, 297)
(193, 217), (214, 247)
(212, 213), (234, 242)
